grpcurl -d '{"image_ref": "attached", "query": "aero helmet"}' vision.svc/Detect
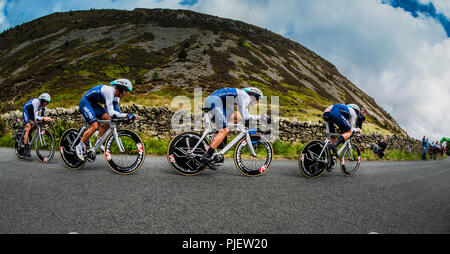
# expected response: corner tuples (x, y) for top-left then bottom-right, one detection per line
(39, 93), (51, 103)
(242, 87), (263, 100)
(347, 104), (360, 114)
(110, 79), (133, 92)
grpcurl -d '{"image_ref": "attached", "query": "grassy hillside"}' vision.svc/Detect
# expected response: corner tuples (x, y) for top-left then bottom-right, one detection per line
(0, 8), (405, 136)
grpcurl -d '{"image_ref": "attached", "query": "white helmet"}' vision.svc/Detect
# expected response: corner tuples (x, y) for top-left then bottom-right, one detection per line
(242, 87), (263, 100)
(347, 104), (360, 114)
(39, 93), (51, 103)
(110, 79), (133, 92)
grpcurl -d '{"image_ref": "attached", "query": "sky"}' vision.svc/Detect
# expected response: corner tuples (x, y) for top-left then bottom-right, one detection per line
(1, 0), (449, 141)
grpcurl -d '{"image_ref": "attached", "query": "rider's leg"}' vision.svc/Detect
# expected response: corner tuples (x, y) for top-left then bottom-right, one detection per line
(75, 122), (98, 161)
(23, 123), (31, 145)
(95, 113), (111, 149)
(210, 128), (230, 151)
(81, 122), (99, 144)
(23, 123), (32, 156)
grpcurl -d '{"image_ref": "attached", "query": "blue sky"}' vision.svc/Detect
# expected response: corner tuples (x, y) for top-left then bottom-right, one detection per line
(1, 0), (450, 140)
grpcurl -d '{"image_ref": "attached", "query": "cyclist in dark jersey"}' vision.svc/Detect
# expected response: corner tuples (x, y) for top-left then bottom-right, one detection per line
(201, 87), (271, 170)
(323, 103), (366, 157)
(75, 79), (137, 161)
(22, 93), (53, 157)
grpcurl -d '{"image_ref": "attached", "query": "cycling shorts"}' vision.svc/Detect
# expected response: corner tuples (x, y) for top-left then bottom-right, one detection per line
(204, 95), (229, 129)
(323, 104), (351, 133)
(80, 96), (107, 124)
(22, 107), (34, 124)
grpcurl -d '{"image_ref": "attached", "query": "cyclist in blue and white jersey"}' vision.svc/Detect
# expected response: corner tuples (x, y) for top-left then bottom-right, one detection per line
(201, 87), (271, 170)
(22, 93), (53, 157)
(322, 103), (366, 158)
(75, 79), (138, 161)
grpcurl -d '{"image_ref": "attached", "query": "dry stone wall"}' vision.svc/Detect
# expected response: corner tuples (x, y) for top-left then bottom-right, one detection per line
(1, 104), (421, 152)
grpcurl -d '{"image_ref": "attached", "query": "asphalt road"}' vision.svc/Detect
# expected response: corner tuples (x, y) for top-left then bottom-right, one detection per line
(1, 147), (449, 234)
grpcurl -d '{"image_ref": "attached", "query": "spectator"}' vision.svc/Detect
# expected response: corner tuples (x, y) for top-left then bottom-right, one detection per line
(422, 136), (428, 160)
(377, 136), (388, 159)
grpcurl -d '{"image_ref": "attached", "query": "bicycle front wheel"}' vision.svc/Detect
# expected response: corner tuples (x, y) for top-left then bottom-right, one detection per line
(35, 129), (55, 163)
(234, 134), (274, 177)
(104, 130), (145, 175)
(299, 140), (329, 178)
(340, 145), (361, 177)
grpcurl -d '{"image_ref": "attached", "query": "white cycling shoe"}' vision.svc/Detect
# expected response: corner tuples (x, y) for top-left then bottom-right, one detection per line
(75, 142), (86, 161)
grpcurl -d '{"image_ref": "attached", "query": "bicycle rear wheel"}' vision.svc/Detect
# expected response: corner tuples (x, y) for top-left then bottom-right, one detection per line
(104, 130), (145, 175)
(340, 145), (361, 176)
(167, 132), (209, 176)
(299, 140), (329, 178)
(234, 134), (274, 177)
(35, 129), (54, 163)
(60, 128), (86, 170)
(14, 130), (26, 160)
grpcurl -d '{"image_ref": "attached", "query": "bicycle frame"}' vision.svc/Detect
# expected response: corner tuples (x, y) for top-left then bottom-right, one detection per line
(188, 111), (258, 158)
(316, 124), (356, 161)
(69, 120), (126, 153)
(23, 123), (47, 147)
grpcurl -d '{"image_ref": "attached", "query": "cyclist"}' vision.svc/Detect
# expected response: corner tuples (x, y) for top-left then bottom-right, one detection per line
(322, 103), (366, 164)
(22, 93), (53, 157)
(201, 87), (271, 170)
(75, 79), (138, 161)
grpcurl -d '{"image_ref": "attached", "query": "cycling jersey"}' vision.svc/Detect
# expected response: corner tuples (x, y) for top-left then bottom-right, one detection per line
(323, 103), (358, 133)
(204, 88), (260, 129)
(23, 98), (46, 123)
(80, 85), (127, 124)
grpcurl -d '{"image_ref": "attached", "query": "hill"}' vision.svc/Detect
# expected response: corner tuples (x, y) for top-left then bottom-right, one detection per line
(0, 8), (405, 135)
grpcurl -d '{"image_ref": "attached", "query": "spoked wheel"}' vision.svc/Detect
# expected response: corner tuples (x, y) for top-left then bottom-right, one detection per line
(340, 145), (361, 177)
(234, 134), (274, 177)
(104, 130), (145, 175)
(299, 140), (330, 178)
(35, 129), (55, 163)
(60, 128), (86, 170)
(14, 130), (26, 160)
(167, 132), (210, 176)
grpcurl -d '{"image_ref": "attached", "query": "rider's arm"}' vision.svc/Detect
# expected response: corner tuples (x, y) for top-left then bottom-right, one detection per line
(113, 98), (121, 113)
(102, 86), (128, 118)
(348, 109), (360, 133)
(32, 99), (43, 121)
(236, 90), (260, 121)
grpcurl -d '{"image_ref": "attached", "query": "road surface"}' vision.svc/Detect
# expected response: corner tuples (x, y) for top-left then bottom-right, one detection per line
(1, 147), (449, 234)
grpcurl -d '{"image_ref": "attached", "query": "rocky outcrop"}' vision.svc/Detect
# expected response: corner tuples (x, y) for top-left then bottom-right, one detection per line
(1, 104), (420, 153)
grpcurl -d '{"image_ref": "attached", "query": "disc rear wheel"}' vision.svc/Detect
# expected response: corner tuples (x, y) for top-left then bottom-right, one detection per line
(299, 141), (329, 178)
(167, 132), (210, 176)
(60, 128), (86, 170)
